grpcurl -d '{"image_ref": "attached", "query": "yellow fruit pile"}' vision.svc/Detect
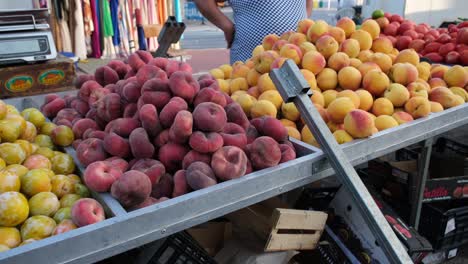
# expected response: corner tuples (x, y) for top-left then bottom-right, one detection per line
(210, 18), (468, 147)
(0, 101), (88, 252)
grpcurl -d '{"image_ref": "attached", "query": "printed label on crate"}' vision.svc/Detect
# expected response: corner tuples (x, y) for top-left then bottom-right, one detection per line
(5, 75), (33, 92)
(38, 69), (65, 85)
(423, 177), (468, 202)
(447, 248), (458, 259)
(444, 218), (456, 235)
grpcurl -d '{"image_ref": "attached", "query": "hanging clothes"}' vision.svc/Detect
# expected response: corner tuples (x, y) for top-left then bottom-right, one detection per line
(90, 0), (101, 58)
(59, 0), (72, 53)
(73, 0), (87, 59)
(101, 0), (116, 58)
(83, 0), (94, 56)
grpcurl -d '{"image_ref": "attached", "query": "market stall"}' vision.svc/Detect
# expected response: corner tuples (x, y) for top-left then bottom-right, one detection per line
(1, 2), (468, 264)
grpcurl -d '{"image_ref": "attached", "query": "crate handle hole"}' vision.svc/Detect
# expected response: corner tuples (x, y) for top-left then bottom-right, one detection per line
(277, 229), (317, 235)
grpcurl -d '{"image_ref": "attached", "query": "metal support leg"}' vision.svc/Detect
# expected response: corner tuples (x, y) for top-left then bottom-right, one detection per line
(271, 60), (412, 264)
(409, 139), (433, 229)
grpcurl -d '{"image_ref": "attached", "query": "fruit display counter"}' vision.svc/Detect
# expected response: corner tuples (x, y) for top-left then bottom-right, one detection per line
(0, 90), (467, 263)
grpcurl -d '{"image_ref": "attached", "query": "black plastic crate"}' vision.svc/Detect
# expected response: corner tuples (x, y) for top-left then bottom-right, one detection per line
(419, 200), (468, 250)
(434, 138), (468, 160)
(148, 231), (217, 264)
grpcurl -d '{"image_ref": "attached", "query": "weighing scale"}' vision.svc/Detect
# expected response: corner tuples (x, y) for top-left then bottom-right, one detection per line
(0, 8), (57, 65)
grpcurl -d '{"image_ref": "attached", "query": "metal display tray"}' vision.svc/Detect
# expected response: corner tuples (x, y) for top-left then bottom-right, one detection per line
(0, 91), (467, 263)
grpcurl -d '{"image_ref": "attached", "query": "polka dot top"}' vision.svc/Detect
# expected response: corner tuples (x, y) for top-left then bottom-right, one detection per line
(228, 0), (307, 64)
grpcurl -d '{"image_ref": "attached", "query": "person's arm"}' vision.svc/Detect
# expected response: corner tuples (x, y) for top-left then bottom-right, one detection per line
(306, 0), (313, 17)
(194, 0), (235, 48)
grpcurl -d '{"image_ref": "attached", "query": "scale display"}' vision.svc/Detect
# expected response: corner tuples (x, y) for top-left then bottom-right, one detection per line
(0, 38), (41, 55)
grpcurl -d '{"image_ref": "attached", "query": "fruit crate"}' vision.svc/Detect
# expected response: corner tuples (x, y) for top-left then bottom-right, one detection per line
(419, 200), (468, 250)
(0, 91), (321, 263)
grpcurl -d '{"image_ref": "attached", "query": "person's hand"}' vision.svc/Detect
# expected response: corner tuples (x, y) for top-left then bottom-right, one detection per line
(223, 23), (235, 48)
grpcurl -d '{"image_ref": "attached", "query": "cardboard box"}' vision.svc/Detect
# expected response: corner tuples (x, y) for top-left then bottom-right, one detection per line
(0, 57), (75, 98)
(187, 220), (232, 257)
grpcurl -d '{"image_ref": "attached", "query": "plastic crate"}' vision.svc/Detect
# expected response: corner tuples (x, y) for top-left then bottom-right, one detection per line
(419, 200), (468, 250)
(148, 231), (216, 264)
(435, 137), (468, 158)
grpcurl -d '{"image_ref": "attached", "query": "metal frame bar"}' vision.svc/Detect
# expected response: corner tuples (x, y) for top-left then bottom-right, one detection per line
(409, 139), (433, 229)
(1, 88), (468, 263)
(271, 60), (411, 263)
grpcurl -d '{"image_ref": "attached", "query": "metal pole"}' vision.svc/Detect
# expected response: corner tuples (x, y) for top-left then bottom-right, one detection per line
(409, 139), (433, 229)
(270, 60), (412, 264)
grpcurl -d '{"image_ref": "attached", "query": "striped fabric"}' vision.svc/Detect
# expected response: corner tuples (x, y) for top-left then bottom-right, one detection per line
(228, 0), (307, 64)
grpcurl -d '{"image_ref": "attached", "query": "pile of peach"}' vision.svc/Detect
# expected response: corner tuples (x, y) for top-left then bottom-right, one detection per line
(209, 18), (468, 147)
(41, 50), (297, 210)
(0, 101), (105, 252)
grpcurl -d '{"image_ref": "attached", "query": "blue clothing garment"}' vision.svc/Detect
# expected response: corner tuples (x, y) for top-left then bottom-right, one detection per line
(228, 0), (307, 64)
(110, 0), (120, 46)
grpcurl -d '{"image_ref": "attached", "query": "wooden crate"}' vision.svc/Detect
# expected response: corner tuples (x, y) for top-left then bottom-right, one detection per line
(226, 198), (327, 252)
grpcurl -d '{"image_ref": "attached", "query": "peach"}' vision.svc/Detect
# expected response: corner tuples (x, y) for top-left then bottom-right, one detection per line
(41, 97), (66, 119)
(376, 17), (390, 29)
(225, 103), (250, 130)
(182, 150), (211, 170)
(230, 63), (250, 79)
(307, 20), (329, 43)
(83, 161), (122, 192)
(194, 88), (227, 108)
(310, 91), (325, 107)
(429, 78), (447, 89)
(316, 35), (339, 59)
(343, 109), (375, 138)
(297, 19), (315, 34)
(70, 198), (105, 227)
(389, 63), (419, 86)
(103, 118), (139, 138)
(429, 87), (459, 108)
(253, 51), (279, 74)
(189, 132), (223, 154)
(279, 144), (296, 163)
(444, 65), (468, 87)
(151, 173), (174, 199)
(110, 170), (151, 208)
(384, 83), (410, 107)
(129, 128), (154, 159)
(159, 97), (188, 128)
(108, 60), (130, 79)
(221, 123), (247, 149)
(430, 101), (444, 113)
(404, 97), (431, 118)
(362, 70), (390, 96)
(369, 53), (393, 73)
(358, 62), (381, 76)
(193, 102), (227, 132)
(169, 71), (199, 103)
(302, 51), (326, 75)
(169, 110), (193, 144)
(355, 89), (374, 111)
(374, 115), (399, 131)
(128, 50), (152, 70)
(395, 49), (420, 66)
(136, 65), (167, 85)
(327, 97), (356, 123)
(430, 65), (449, 79)
(338, 66), (362, 90)
(250, 116), (288, 142)
(288, 32), (308, 46)
(94, 66), (119, 86)
(74, 74), (95, 88)
(336, 17), (356, 38)
(392, 111), (414, 124)
(131, 159), (165, 185)
(95, 93), (122, 122)
(317, 68), (338, 90)
(198, 78), (220, 90)
(301, 126), (319, 147)
(328, 52), (350, 71)
(299, 42), (317, 55)
(53, 219), (77, 235)
(141, 77), (170, 92)
(329, 27), (346, 43)
(186, 162), (217, 190)
(279, 44), (303, 64)
(158, 143), (189, 173)
(138, 104), (161, 137)
(103, 132), (130, 158)
(408, 83), (429, 99)
(153, 129), (169, 148)
(172, 170), (188, 197)
(372, 98), (394, 116)
(72, 119), (98, 139)
(105, 157), (129, 172)
(340, 41), (360, 62)
(262, 34), (280, 50)
(361, 19), (381, 40)
(351, 30), (373, 50)
(76, 138), (108, 166)
(248, 136), (281, 169)
(210, 146), (248, 180)
(323, 90), (338, 108)
(337, 90), (360, 108)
